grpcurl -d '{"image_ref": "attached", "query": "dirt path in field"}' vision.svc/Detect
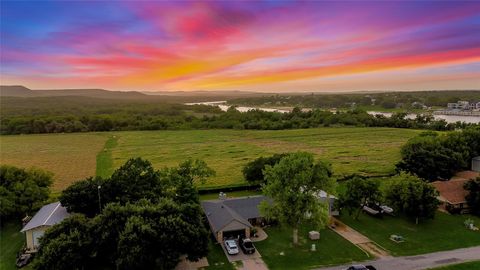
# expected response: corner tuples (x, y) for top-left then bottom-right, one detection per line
(330, 218), (391, 259)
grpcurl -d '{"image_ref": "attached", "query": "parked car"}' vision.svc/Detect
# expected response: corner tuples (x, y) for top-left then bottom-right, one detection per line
(224, 239), (239, 255)
(362, 205), (382, 216)
(379, 205), (394, 215)
(239, 238), (256, 254)
(16, 253), (33, 268)
(346, 265), (377, 270)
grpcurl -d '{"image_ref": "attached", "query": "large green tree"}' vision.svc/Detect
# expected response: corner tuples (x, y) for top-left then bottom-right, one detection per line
(465, 177), (480, 216)
(95, 200), (209, 270)
(242, 153), (287, 184)
(338, 176), (382, 220)
(35, 158), (212, 270)
(396, 134), (465, 181)
(58, 176), (106, 217)
(60, 158), (214, 217)
(396, 128), (480, 181)
(0, 165), (53, 219)
(33, 215), (94, 270)
(260, 152), (336, 245)
(385, 173), (439, 224)
(163, 159), (215, 204)
(33, 200), (210, 270)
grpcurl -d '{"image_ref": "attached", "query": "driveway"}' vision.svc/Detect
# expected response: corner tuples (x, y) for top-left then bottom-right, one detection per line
(315, 246), (480, 270)
(221, 240), (262, 262)
(239, 258), (269, 270)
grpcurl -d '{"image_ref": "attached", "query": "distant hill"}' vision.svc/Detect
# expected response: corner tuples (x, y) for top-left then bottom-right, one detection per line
(0, 85), (34, 97)
(0, 85), (272, 102)
(0, 85), (147, 99)
(142, 90), (268, 97)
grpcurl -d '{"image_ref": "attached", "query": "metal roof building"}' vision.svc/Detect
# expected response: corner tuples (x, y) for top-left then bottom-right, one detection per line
(21, 202), (70, 251)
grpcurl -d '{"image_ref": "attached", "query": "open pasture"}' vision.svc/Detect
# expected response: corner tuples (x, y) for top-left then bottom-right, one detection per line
(0, 133), (107, 191)
(1, 127), (421, 189)
(107, 127), (421, 187)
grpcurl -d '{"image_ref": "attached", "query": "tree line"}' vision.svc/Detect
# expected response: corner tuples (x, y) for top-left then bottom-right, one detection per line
(228, 90), (480, 109)
(242, 153), (441, 224)
(396, 127), (480, 181)
(1, 158), (214, 270)
(2, 101), (477, 135)
(0, 166), (53, 219)
(35, 158), (213, 270)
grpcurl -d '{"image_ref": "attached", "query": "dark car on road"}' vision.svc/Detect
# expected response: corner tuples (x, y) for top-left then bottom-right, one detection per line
(346, 265), (377, 270)
(239, 238), (256, 254)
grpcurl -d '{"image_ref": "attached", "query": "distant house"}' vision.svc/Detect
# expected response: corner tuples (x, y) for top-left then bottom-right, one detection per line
(201, 196), (269, 243)
(432, 179), (470, 214)
(432, 170), (479, 214)
(20, 202), (70, 252)
(447, 101), (470, 110)
(411, 101), (427, 109)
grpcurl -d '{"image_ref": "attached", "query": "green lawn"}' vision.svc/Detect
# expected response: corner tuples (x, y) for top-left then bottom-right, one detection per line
(429, 261), (480, 270)
(0, 221), (24, 270)
(339, 212), (480, 256)
(255, 225), (369, 270)
(203, 242), (235, 270)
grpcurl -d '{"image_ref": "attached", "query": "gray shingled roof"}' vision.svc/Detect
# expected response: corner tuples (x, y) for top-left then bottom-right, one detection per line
(201, 195), (269, 234)
(21, 202), (70, 232)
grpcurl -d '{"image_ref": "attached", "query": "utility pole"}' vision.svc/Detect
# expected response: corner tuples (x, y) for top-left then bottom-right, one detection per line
(97, 185), (102, 213)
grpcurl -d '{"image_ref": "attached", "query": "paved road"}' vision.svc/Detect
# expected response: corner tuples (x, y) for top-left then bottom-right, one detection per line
(315, 246), (480, 270)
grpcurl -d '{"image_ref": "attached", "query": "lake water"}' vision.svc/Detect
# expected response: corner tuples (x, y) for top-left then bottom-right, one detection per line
(185, 101), (480, 124)
(185, 101), (290, 113)
(367, 111), (480, 124)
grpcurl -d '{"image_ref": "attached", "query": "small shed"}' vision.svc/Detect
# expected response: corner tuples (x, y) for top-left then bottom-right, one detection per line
(20, 202), (70, 252)
(472, 157), (480, 172)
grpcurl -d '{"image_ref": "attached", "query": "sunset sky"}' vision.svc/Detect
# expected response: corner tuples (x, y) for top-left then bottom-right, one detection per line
(1, 1), (479, 92)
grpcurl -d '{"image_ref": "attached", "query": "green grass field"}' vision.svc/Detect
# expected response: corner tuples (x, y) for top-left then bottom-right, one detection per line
(255, 224), (369, 269)
(339, 212), (480, 256)
(0, 133), (108, 191)
(1, 127), (421, 190)
(203, 242), (235, 270)
(0, 222), (25, 270)
(106, 128), (421, 187)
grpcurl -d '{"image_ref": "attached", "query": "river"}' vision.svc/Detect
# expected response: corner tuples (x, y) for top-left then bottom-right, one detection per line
(185, 101), (480, 124)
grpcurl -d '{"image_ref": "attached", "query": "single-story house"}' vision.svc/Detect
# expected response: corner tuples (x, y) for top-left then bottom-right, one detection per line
(432, 178), (470, 214)
(201, 195), (269, 243)
(20, 202), (70, 252)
